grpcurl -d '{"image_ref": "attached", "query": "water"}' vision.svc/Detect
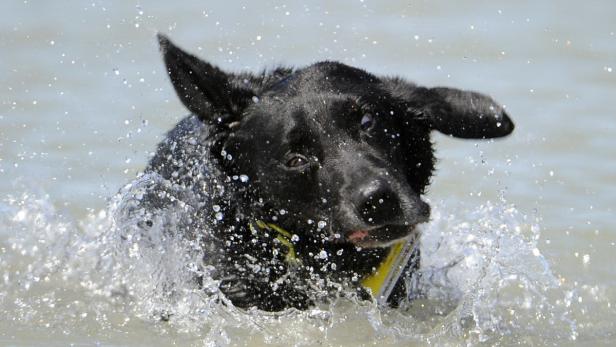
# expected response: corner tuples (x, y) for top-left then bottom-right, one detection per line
(1, 1), (615, 346)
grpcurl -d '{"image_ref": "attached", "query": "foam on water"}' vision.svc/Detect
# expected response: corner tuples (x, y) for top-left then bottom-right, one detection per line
(0, 183), (607, 346)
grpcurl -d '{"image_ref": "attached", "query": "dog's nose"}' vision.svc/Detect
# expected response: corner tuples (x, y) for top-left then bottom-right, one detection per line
(357, 180), (402, 226)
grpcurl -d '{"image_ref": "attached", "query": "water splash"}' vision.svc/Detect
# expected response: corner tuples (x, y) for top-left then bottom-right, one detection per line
(0, 184), (607, 346)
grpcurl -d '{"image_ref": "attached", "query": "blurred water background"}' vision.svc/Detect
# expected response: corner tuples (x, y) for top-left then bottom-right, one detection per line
(1, 1), (615, 346)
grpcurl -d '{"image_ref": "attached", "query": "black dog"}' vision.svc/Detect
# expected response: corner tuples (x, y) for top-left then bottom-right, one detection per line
(135, 34), (513, 311)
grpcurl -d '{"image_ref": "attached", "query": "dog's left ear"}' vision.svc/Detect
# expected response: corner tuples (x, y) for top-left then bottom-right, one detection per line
(158, 34), (254, 125)
(385, 78), (514, 139)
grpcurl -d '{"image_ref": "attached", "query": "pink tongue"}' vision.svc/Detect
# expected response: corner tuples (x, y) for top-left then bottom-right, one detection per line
(348, 230), (369, 242)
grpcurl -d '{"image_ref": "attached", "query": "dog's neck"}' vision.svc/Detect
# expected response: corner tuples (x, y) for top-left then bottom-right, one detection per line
(244, 218), (391, 281)
(244, 219), (418, 305)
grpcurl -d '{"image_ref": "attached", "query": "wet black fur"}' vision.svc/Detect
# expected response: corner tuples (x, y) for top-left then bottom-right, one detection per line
(143, 34), (514, 311)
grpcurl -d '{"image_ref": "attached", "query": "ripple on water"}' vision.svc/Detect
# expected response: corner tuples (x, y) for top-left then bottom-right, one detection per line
(0, 184), (609, 346)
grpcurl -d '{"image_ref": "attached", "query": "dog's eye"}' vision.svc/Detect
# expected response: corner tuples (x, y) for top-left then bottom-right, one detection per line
(286, 154), (309, 168)
(360, 113), (375, 131)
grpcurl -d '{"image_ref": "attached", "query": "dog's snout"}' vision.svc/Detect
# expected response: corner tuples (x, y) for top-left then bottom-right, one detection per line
(357, 180), (402, 226)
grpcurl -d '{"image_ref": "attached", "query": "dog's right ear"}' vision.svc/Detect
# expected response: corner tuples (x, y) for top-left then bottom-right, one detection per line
(157, 34), (254, 125)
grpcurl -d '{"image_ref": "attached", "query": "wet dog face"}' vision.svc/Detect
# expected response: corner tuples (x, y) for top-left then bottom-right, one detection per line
(222, 65), (433, 248)
(158, 34), (514, 248)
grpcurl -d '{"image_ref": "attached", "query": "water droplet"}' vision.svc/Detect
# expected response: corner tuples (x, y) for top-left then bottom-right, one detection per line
(215, 212), (224, 220)
(14, 210), (27, 221)
(291, 234), (299, 242)
(239, 174), (249, 182)
(212, 205), (221, 212)
(317, 221), (327, 229)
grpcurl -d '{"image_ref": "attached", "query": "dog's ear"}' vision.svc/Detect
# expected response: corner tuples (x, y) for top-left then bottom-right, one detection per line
(157, 34), (253, 125)
(385, 78), (514, 139)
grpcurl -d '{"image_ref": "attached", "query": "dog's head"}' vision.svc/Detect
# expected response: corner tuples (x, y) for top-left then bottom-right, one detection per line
(158, 34), (514, 248)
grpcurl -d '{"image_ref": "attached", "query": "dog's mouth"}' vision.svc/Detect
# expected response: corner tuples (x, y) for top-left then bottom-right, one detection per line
(344, 224), (419, 248)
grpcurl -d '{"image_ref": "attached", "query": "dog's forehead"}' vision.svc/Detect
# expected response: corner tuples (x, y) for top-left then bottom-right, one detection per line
(236, 97), (354, 151)
(250, 94), (357, 131)
(300, 61), (378, 85)
(268, 61), (380, 96)
(243, 97), (325, 133)
(240, 63), (395, 141)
